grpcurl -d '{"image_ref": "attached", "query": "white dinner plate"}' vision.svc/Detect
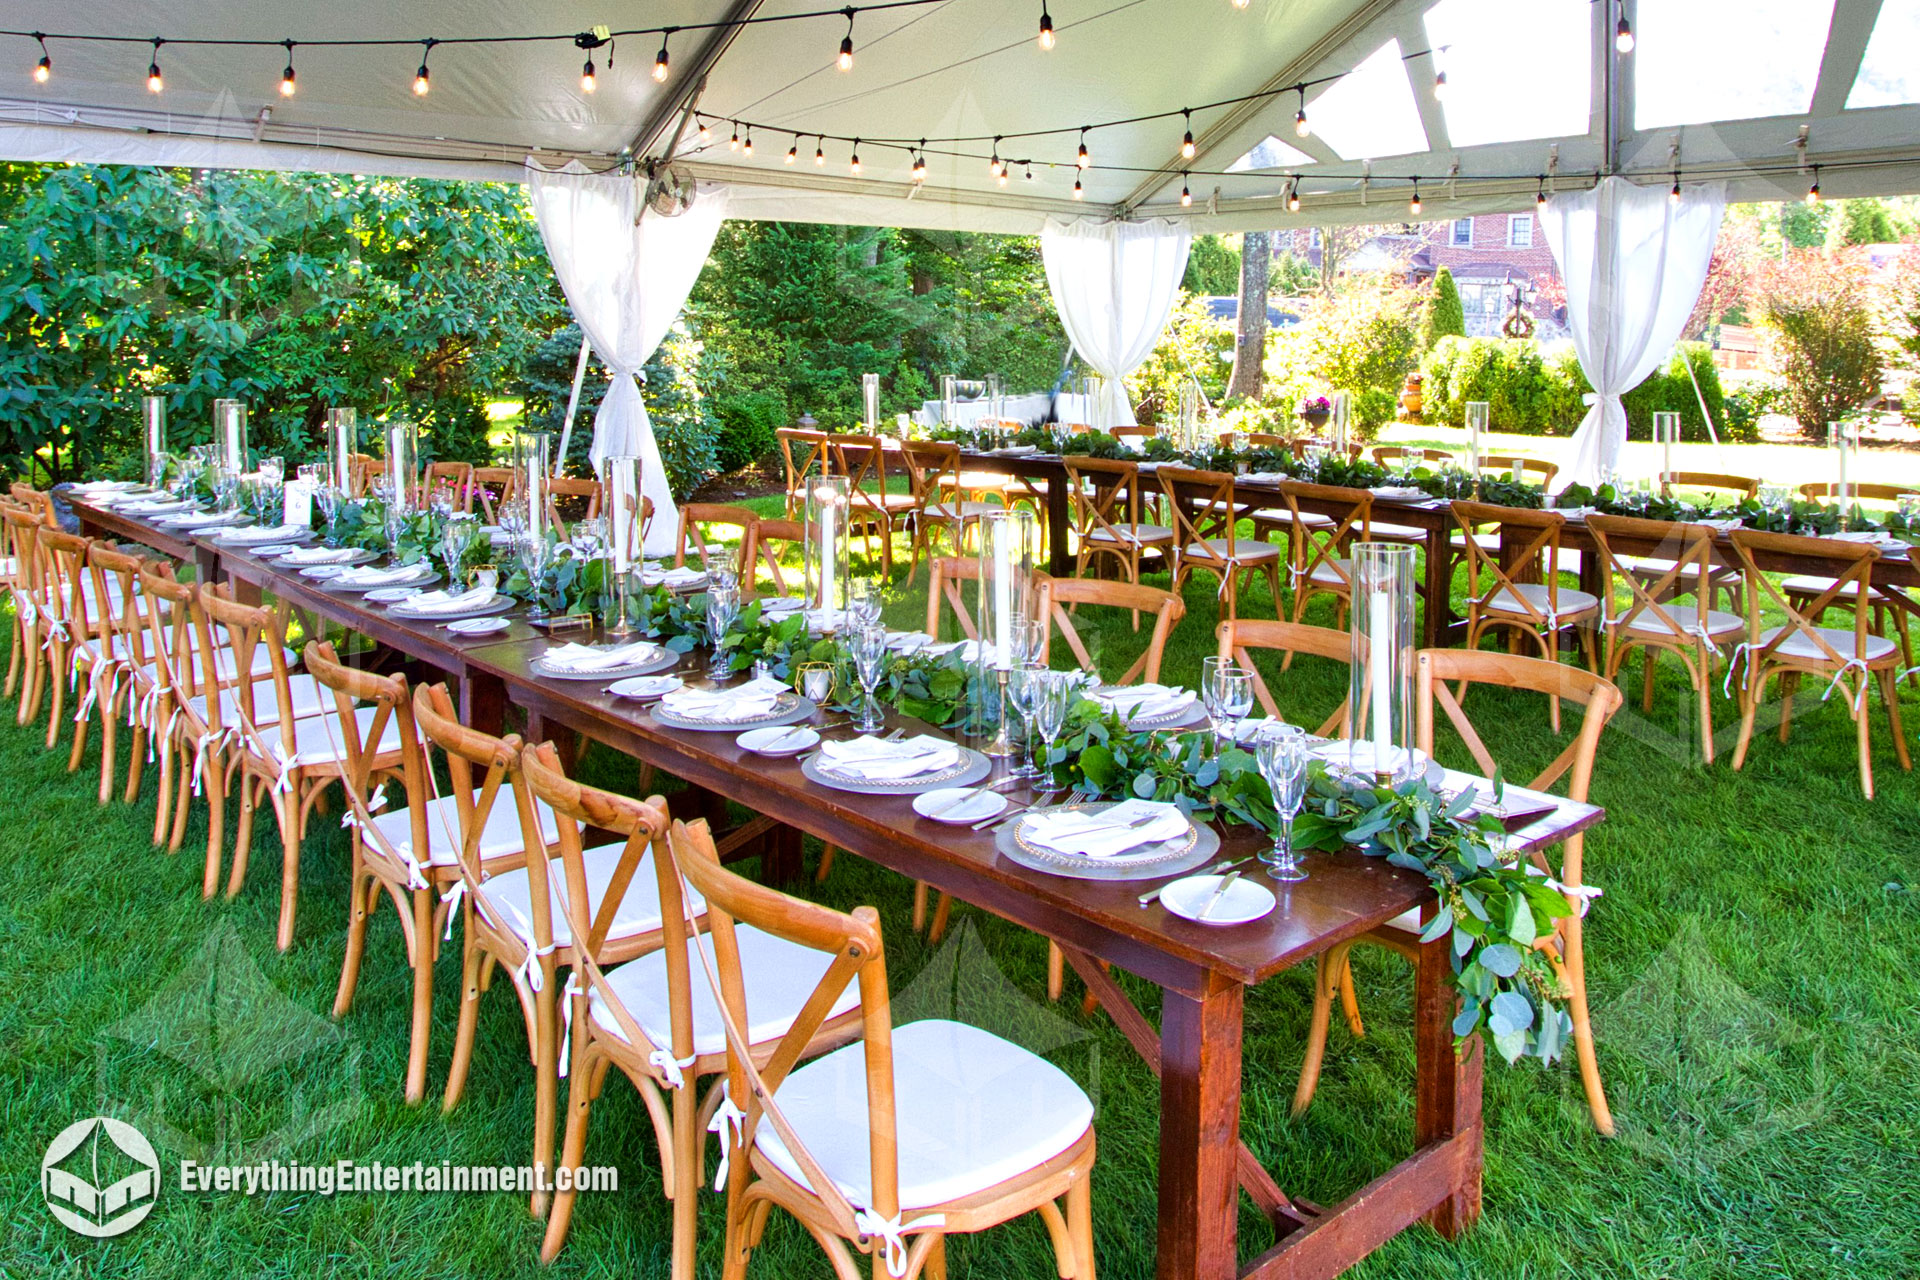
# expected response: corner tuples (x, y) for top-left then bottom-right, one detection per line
(912, 787), (1008, 824)
(365, 586), (422, 603)
(1160, 874), (1276, 926)
(445, 616), (511, 636)
(736, 724), (819, 756)
(608, 674), (684, 699)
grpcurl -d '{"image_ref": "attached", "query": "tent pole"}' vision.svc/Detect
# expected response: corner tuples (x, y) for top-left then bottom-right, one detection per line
(1681, 345), (1721, 445)
(557, 333), (592, 471)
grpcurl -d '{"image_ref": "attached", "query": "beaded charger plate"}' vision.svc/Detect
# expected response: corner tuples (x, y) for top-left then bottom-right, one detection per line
(530, 645), (680, 681)
(387, 595), (515, 623)
(652, 693), (816, 732)
(994, 800), (1220, 881)
(800, 745), (992, 795)
(322, 567), (440, 594)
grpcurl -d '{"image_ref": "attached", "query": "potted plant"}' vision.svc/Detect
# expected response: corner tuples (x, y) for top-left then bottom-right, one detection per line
(1298, 395), (1332, 429)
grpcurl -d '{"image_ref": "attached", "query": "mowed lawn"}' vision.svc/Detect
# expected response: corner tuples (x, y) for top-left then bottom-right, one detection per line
(3, 474), (1919, 1280)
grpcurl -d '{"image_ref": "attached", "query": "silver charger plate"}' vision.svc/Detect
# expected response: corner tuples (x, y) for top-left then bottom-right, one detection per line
(1129, 703), (1209, 732)
(323, 567), (441, 594)
(531, 646), (680, 681)
(388, 595), (516, 622)
(653, 693), (817, 732)
(801, 745), (992, 795)
(283, 548), (378, 569)
(994, 800), (1222, 881)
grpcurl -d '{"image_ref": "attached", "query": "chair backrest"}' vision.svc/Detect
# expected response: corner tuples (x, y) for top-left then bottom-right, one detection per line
(199, 587), (298, 752)
(1155, 466), (1242, 565)
(1277, 481), (1372, 594)
(546, 475), (602, 539)
(348, 453), (378, 497)
(424, 461), (475, 512)
(1216, 618), (1351, 735)
(675, 503), (759, 577)
(1659, 471), (1757, 501)
(828, 434), (895, 526)
(136, 564), (197, 707)
(900, 440), (961, 510)
(1727, 528), (1879, 668)
(777, 428), (832, 519)
(1372, 445), (1452, 467)
(663, 814), (890, 1246)
(1451, 500), (1572, 629)
(1479, 454), (1558, 487)
(39, 529), (91, 644)
(925, 556), (980, 640)
(4, 504), (48, 622)
(470, 466), (517, 521)
(1584, 514), (1721, 640)
(749, 517), (804, 597)
(1060, 455), (1142, 547)
(1036, 575), (1184, 685)
(10, 483), (56, 526)
(86, 542), (152, 671)
(1110, 425), (1156, 443)
(1245, 432), (1292, 450)
(1798, 481), (1919, 504)
(302, 641), (431, 856)
(1415, 647), (1621, 890)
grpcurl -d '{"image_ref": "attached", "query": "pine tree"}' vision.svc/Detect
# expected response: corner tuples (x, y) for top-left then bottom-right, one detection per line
(1424, 265), (1467, 347)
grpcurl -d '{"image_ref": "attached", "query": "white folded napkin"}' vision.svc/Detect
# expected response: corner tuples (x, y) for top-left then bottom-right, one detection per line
(887, 630), (932, 653)
(661, 675), (792, 721)
(1094, 683), (1196, 721)
(400, 586), (496, 616)
(642, 566), (708, 587)
(1022, 799), (1189, 858)
(921, 639), (982, 661)
(121, 499), (191, 514)
(282, 545), (356, 565)
(758, 596), (806, 615)
(166, 510), (244, 528)
(816, 733), (961, 781)
(541, 640), (661, 672)
(335, 563), (431, 587)
(71, 480), (138, 494)
(221, 522), (305, 543)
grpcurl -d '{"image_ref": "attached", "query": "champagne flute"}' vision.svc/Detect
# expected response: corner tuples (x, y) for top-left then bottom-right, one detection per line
(851, 623), (890, 733)
(1215, 667), (1255, 750)
(848, 575), (883, 630)
(441, 519), (473, 586)
(1255, 724), (1310, 882)
(1006, 659), (1046, 778)
(521, 533), (553, 621)
(1029, 671), (1072, 792)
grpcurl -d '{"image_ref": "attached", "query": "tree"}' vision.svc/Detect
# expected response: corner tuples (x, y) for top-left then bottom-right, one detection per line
(1227, 231), (1271, 400)
(1182, 234), (1241, 295)
(1778, 200), (1832, 250)
(1266, 275), (1423, 435)
(1683, 216), (1762, 337)
(1315, 223), (1401, 292)
(1754, 249), (1881, 440)
(1826, 198), (1897, 249)
(1424, 266), (1467, 347)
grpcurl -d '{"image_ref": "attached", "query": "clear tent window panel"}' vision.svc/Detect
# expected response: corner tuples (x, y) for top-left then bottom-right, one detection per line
(1423, 0), (1592, 148)
(1848, 0), (1920, 109)
(1634, 0), (1837, 129)
(1308, 39), (1430, 160)
(1226, 135), (1317, 172)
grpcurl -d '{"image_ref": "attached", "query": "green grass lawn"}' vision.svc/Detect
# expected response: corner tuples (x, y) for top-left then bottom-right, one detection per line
(3, 510), (1919, 1280)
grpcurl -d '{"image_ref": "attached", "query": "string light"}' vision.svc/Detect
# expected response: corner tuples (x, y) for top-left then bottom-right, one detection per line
(1287, 177), (1300, 213)
(698, 118), (711, 143)
(838, 7), (855, 71)
(1072, 175), (1084, 199)
(1536, 176), (1547, 209)
(815, 137), (826, 165)
(279, 40), (296, 96)
(850, 138), (861, 174)
(1615, 10), (1634, 54)
(1025, 162), (1034, 181)
(1038, 2), (1055, 50)
(990, 136), (1003, 178)
(912, 147), (926, 182)
(1670, 169), (1680, 203)
(580, 52), (596, 93)
(413, 40), (433, 95)
(1077, 127), (1090, 168)
(1807, 166), (1821, 203)
(146, 39), (163, 93)
(654, 30), (671, 81)
(1180, 173), (1191, 206)
(32, 33), (50, 83)
(1433, 67), (1446, 99)
(743, 127), (754, 157)
(1409, 178), (1421, 216)
(785, 136), (798, 164)
(1180, 109), (1196, 160)
(729, 121), (740, 151)
(1232, 0), (1251, 8)
(1293, 86), (1309, 138)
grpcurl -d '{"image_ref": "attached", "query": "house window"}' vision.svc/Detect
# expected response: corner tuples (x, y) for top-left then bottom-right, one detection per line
(1450, 218), (1473, 247)
(1308, 227), (1322, 251)
(1508, 214), (1534, 247)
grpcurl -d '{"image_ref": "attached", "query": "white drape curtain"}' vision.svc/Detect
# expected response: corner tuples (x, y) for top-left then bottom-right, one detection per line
(1540, 175), (1725, 488)
(1040, 217), (1192, 429)
(527, 162), (726, 553)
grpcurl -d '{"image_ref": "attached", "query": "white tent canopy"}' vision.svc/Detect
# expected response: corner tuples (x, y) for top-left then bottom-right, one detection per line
(3, 0), (1917, 233)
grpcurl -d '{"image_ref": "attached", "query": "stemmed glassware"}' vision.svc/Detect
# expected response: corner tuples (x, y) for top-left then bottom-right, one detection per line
(706, 581), (740, 648)
(520, 533), (553, 621)
(1006, 660), (1047, 778)
(1255, 723), (1311, 881)
(848, 575), (883, 631)
(1029, 671), (1073, 792)
(384, 505), (408, 561)
(1214, 666), (1255, 751)
(441, 519), (476, 587)
(498, 496), (528, 545)
(850, 623), (890, 733)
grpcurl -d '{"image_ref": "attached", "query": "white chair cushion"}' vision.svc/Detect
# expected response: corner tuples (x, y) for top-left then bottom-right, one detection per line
(1755, 624), (1895, 663)
(139, 644), (289, 689)
(589, 923), (862, 1058)
(184, 673), (336, 729)
(1780, 575), (1866, 599)
(1367, 522), (1427, 541)
(1253, 511), (1333, 528)
(755, 1019), (1094, 1212)
(1450, 531), (1503, 550)
(1304, 559), (1352, 587)
(268, 704), (402, 769)
(369, 791), (560, 867)
(1185, 538), (1280, 563)
(1612, 608), (1744, 640)
(1479, 583), (1599, 620)
(1087, 523), (1173, 545)
(478, 840), (694, 949)
(924, 501), (1001, 521)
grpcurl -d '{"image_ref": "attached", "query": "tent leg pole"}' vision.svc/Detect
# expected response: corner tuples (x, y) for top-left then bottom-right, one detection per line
(556, 332), (592, 470)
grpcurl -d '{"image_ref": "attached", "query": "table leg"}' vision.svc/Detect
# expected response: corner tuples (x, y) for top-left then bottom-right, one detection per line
(1422, 527), (1453, 647)
(1047, 474), (1072, 578)
(526, 713), (579, 773)
(462, 669), (507, 736)
(1157, 976), (1245, 1280)
(1414, 928), (1483, 1237)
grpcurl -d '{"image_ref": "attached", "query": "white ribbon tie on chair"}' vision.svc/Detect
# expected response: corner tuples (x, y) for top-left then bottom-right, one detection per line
(1819, 657), (1870, 712)
(707, 1096), (747, 1191)
(855, 1209), (948, 1279)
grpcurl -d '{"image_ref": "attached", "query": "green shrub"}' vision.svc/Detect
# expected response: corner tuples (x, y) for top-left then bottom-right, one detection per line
(1265, 276), (1421, 440)
(1423, 266), (1467, 348)
(1419, 337), (1742, 441)
(711, 390), (786, 473)
(1723, 377), (1789, 439)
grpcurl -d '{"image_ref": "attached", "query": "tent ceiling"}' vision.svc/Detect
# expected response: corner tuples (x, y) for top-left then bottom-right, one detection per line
(1, 0), (1916, 232)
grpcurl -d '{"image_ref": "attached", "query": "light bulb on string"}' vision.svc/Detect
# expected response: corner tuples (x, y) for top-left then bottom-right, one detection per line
(146, 39), (164, 93)
(581, 56), (597, 93)
(1807, 167), (1821, 204)
(911, 149), (926, 183)
(413, 40), (434, 95)
(1536, 177), (1547, 210)
(1038, 2), (1055, 49)
(1077, 127), (1090, 169)
(850, 139), (861, 175)
(1615, 12), (1634, 54)
(1409, 178), (1422, 216)
(1072, 176), (1084, 199)
(1433, 67), (1446, 99)
(1293, 87), (1309, 138)
(654, 32), (671, 82)
(280, 41), (297, 97)
(990, 136), (1003, 178)
(1670, 170), (1681, 204)
(698, 118), (712, 143)
(786, 137), (798, 164)
(729, 122), (740, 151)
(838, 8), (855, 71)
(815, 137), (826, 165)
(743, 128), (754, 157)
(32, 34), (51, 84)
(1181, 174), (1192, 207)
(1024, 163), (1034, 182)
(1287, 178), (1300, 213)
(1181, 109), (1196, 160)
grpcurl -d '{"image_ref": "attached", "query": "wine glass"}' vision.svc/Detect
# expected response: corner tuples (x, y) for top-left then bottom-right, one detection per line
(848, 575), (883, 630)
(1255, 724), (1311, 882)
(850, 623), (890, 733)
(1214, 667), (1255, 750)
(1012, 615), (1047, 667)
(1006, 660), (1047, 778)
(520, 533), (553, 621)
(706, 583), (740, 650)
(258, 456), (285, 485)
(1199, 655), (1232, 747)
(441, 519), (474, 586)
(1028, 672), (1073, 792)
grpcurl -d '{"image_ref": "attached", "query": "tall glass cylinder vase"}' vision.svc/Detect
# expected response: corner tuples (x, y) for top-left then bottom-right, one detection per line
(1654, 411), (1681, 491)
(1330, 390), (1351, 456)
(862, 373), (881, 434)
(385, 419), (420, 513)
(1348, 542), (1417, 785)
(1829, 419), (1861, 524)
(516, 429), (551, 541)
(1464, 401), (1489, 474)
(1177, 382), (1200, 452)
(214, 399), (249, 473)
(805, 475), (851, 628)
(142, 396), (167, 487)
(975, 508), (1036, 756)
(324, 408), (356, 494)
(601, 454), (645, 638)
(940, 375), (958, 428)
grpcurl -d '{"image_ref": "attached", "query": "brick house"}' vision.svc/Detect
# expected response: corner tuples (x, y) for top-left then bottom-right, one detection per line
(1277, 212), (1568, 339)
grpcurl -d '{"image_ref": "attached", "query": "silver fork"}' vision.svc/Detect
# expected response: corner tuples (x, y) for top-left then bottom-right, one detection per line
(974, 790), (1059, 831)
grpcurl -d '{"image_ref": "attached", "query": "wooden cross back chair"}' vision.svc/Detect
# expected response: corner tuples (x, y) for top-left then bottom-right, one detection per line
(1215, 618), (1351, 737)
(776, 427), (832, 520)
(1294, 647), (1623, 1135)
(663, 815), (1098, 1280)
(81, 541), (155, 806)
(1372, 445), (1454, 468)
(1061, 455), (1172, 589)
(546, 475), (603, 540)
(1659, 471), (1758, 502)
(831, 433), (916, 576)
(1035, 575), (1183, 687)
(5, 504), (55, 730)
(1276, 480), (1373, 639)
(37, 528), (92, 753)
(1725, 529), (1909, 799)
(900, 440), (998, 583)
(0, 497), (32, 709)
(517, 749), (866, 1277)
(924, 556), (982, 642)
(675, 504), (760, 581)
(747, 517), (804, 598)
(1157, 465), (1282, 619)
(1585, 514), (1743, 762)
(424, 460), (475, 512)
(1478, 454), (1559, 487)
(470, 466), (518, 521)
(1783, 483), (1920, 676)
(1451, 501), (1601, 725)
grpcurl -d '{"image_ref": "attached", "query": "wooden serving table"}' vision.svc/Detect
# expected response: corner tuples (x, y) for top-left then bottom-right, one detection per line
(71, 491), (1611, 1280)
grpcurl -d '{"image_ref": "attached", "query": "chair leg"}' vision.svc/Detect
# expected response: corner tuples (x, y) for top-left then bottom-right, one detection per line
(912, 880), (929, 931)
(530, 955), (558, 1218)
(1641, 647), (1656, 713)
(202, 755), (229, 901)
(1730, 668), (1762, 772)
(1882, 667), (1912, 772)
(1778, 671), (1799, 744)
(1697, 654), (1717, 766)
(43, 640), (66, 749)
(1066, 1170), (1097, 1280)
(816, 845), (838, 883)
(541, 1040), (595, 1261)
(3, 614), (20, 699)
(1293, 940), (1357, 1115)
(927, 892), (952, 944)
(125, 721), (147, 804)
(1854, 678), (1875, 801)
(96, 688), (119, 804)
(1560, 913), (1614, 1137)
(667, 1057), (700, 1280)
(271, 783), (302, 951)
(334, 864), (375, 1018)
(1047, 942), (1065, 1001)
(442, 930), (485, 1111)
(67, 679), (89, 773)
(404, 885), (436, 1104)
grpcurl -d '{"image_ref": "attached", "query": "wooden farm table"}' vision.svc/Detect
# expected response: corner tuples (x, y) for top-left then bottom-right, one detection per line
(69, 494), (222, 584)
(73, 490), (1612, 1280)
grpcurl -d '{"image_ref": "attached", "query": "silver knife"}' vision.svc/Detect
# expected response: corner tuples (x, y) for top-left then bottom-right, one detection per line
(1198, 869), (1244, 921)
(1139, 857), (1244, 907)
